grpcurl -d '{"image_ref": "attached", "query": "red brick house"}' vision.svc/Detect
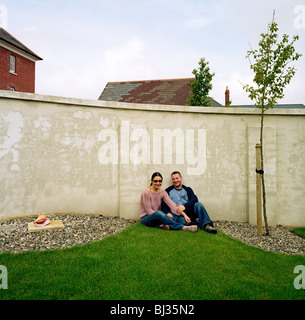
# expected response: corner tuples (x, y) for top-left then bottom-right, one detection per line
(0, 27), (42, 93)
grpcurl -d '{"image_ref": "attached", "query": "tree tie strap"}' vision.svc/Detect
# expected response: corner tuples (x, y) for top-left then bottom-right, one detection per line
(256, 169), (264, 174)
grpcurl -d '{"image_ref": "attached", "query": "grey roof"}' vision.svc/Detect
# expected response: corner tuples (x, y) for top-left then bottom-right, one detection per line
(235, 104), (305, 109)
(0, 27), (42, 60)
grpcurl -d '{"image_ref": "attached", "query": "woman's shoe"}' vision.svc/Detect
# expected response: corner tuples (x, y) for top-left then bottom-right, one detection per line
(159, 225), (170, 230)
(183, 225), (198, 232)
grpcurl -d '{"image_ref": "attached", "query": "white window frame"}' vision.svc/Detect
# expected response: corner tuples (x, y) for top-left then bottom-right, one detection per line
(9, 55), (16, 73)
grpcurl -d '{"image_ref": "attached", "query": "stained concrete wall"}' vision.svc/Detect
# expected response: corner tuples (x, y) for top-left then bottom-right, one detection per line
(0, 90), (304, 226)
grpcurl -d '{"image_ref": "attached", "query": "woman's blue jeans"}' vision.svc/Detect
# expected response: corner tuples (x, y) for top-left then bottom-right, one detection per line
(141, 210), (184, 230)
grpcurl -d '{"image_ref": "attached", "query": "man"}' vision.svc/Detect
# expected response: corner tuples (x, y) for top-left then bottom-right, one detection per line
(161, 171), (217, 234)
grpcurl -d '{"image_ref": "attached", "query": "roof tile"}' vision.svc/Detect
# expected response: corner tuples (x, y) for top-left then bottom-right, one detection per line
(99, 78), (222, 107)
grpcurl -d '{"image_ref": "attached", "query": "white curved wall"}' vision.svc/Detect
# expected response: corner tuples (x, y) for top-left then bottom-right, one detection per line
(0, 91), (304, 226)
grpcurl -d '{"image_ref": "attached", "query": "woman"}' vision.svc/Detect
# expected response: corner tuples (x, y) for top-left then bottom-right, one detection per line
(140, 172), (197, 232)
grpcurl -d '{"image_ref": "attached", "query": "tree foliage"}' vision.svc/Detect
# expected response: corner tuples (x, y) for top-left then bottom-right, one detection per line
(188, 57), (215, 106)
(243, 11), (302, 235)
(244, 12), (302, 110)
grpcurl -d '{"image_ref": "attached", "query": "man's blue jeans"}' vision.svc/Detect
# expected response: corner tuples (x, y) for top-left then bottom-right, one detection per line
(189, 202), (214, 229)
(141, 210), (184, 230)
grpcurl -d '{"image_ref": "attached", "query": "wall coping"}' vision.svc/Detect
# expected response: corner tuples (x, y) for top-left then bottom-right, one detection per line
(1, 90), (304, 116)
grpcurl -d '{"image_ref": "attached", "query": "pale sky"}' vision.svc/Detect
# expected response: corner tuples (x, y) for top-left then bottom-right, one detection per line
(1, 0), (304, 105)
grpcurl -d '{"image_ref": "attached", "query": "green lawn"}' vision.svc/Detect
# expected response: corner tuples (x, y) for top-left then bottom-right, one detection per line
(0, 223), (304, 300)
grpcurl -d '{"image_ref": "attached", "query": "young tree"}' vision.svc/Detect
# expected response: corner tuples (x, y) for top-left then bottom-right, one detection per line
(243, 11), (302, 235)
(188, 57), (215, 106)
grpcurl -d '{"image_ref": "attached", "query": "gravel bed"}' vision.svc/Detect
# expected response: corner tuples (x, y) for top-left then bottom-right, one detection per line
(0, 214), (136, 253)
(215, 220), (305, 255)
(0, 215), (304, 255)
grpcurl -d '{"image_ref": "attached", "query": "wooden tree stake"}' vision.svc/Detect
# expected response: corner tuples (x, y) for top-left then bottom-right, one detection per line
(256, 144), (263, 237)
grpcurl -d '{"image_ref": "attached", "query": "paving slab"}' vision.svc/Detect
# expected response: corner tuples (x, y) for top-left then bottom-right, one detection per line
(28, 220), (64, 233)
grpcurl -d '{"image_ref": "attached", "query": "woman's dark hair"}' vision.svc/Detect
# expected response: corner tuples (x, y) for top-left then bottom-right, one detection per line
(150, 172), (163, 186)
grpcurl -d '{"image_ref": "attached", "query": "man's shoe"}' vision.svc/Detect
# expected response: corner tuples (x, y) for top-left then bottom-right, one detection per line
(204, 225), (217, 234)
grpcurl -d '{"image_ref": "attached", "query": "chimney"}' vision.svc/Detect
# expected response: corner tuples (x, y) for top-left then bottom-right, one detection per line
(225, 86), (230, 106)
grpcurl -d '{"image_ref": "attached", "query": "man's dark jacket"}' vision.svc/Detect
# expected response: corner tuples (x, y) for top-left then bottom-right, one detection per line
(161, 185), (199, 221)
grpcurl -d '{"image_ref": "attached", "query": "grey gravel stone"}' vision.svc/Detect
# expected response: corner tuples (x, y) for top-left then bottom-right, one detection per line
(215, 220), (305, 255)
(0, 214), (136, 253)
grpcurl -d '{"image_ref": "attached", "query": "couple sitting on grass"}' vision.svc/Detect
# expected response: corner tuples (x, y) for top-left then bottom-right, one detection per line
(140, 171), (217, 234)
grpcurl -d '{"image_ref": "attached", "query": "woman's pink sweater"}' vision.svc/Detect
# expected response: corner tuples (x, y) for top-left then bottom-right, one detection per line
(140, 188), (179, 218)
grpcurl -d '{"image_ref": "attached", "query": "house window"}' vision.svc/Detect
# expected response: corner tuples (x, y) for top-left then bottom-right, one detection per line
(10, 55), (16, 73)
